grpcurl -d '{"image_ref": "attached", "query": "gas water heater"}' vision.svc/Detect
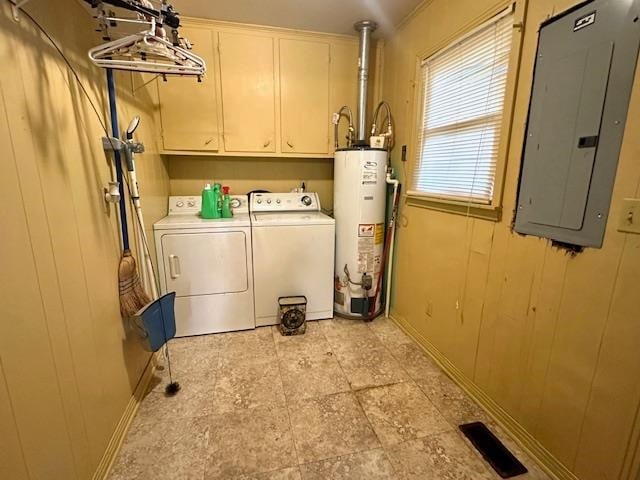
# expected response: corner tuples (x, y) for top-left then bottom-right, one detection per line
(333, 20), (397, 319)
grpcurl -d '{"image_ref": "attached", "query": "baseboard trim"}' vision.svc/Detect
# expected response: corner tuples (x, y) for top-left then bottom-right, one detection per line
(92, 353), (157, 480)
(390, 312), (579, 480)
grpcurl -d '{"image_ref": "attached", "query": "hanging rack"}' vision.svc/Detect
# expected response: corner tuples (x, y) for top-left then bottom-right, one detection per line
(86, 0), (206, 77)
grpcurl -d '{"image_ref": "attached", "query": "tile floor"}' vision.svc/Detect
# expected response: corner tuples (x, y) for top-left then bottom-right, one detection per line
(109, 317), (551, 480)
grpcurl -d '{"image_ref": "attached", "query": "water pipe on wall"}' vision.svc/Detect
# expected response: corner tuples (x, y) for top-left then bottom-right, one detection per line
(385, 170), (400, 318)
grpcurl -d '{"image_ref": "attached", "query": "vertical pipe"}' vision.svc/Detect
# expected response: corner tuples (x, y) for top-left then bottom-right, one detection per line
(354, 20), (377, 144)
(106, 68), (130, 251)
(384, 175), (400, 318)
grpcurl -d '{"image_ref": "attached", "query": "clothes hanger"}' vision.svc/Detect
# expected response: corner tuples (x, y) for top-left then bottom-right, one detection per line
(87, 1), (206, 77)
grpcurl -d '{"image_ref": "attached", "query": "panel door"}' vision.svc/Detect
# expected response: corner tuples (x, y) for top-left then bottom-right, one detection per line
(218, 31), (276, 152)
(161, 231), (248, 297)
(526, 41), (613, 230)
(514, 0), (640, 247)
(157, 27), (219, 151)
(279, 38), (330, 154)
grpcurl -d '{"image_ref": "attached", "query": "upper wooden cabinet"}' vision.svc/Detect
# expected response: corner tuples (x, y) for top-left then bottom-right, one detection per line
(157, 27), (219, 151)
(218, 31), (276, 153)
(329, 42), (359, 150)
(279, 39), (330, 154)
(155, 21), (365, 157)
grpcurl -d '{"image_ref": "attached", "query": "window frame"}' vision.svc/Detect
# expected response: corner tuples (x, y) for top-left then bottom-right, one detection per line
(406, 1), (525, 222)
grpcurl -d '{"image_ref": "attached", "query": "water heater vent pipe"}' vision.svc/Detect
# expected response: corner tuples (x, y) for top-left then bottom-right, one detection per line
(354, 20), (377, 144)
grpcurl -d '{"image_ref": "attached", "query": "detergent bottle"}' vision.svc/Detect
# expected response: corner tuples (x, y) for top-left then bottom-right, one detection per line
(200, 183), (216, 219)
(212, 183), (222, 219)
(221, 186), (233, 218)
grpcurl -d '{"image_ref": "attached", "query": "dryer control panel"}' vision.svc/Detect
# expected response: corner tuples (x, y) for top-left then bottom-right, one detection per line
(168, 195), (249, 215)
(250, 192), (321, 212)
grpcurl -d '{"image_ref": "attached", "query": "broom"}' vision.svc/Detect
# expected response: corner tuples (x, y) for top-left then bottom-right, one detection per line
(106, 69), (150, 316)
(118, 249), (151, 317)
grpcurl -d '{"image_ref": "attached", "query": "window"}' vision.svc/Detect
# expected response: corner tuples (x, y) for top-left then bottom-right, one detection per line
(411, 9), (514, 205)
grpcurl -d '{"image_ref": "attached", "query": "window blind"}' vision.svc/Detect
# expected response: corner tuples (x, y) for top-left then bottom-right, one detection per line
(411, 9), (514, 204)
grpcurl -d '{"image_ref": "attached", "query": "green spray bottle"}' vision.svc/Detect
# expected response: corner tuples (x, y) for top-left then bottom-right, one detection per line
(221, 186), (233, 218)
(212, 183), (222, 219)
(201, 183), (216, 219)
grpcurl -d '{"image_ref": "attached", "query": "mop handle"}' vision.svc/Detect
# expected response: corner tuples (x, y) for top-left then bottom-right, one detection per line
(106, 68), (130, 251)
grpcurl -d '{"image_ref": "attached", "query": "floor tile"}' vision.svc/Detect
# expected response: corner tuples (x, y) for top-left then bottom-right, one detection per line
(218, 326), (276, 360)
(367, 317), (413, 349)
(356, 382), (452, 446)
(237, 466), (302, 480)
(149, 342), (217, 394)
(113, 325), (551, 480)
(320, 319), (385, 354)
(416, 373), (489, 426)
(299, 449), (397, 479)
(335, 347), (410, 390)
(137, 380), (216, 421)
(385, 431), (495, 480)
(108, 415), (209, 480)
(167, 333), (219, 357)
(288, 392), (380, 464)
(212, 356), (286, 414)
(273, 321), (333, 358)
(205, 406), (296, 478)
(386, 341), (442, 380)
(279, 350), (350, 401)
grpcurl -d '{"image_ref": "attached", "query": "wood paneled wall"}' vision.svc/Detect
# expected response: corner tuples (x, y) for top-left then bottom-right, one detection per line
(385, 0), (640, 478)
(168, 156), (335, 209)
(0, 1), (169, 478)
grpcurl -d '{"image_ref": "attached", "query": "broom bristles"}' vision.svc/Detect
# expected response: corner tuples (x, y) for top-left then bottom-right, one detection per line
(119, 249), (151, 317)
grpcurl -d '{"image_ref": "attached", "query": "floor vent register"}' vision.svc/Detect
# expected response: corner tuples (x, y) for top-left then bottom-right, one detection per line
(459, 422), (528, 478)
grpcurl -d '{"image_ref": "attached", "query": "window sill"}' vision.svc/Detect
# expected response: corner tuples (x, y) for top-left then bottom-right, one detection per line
(405, 194), (502, 222)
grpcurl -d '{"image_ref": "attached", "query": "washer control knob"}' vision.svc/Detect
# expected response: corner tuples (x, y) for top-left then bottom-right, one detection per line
(187, 200), (195, 207)
(257, 199), (262, 204)
(276, 198), (281, 204)
(301, 195), (312, 206)
(176, 201), (184, 208)
(267, 199), (272, 204)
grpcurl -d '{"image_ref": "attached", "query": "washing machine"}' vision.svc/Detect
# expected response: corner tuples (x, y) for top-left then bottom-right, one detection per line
(153, 195), (254, 336)
(250, 192), (335, 326)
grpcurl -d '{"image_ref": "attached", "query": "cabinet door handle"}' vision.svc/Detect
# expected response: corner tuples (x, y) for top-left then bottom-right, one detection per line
(286, 141), (294, 149)
(263, 139), (271, 148)
(168, 254), (181, 279)
(204, 137), (213, 145)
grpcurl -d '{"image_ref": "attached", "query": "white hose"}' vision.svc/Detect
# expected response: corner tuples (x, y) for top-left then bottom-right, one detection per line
(385, 172), (400, 318)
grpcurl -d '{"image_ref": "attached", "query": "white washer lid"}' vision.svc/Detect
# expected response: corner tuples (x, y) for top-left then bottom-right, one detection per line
(154, 213), (251, 230)
(251, 212), (335, 226)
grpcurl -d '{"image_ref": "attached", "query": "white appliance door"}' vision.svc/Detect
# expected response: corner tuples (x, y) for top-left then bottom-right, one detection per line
(161, 231), (249, 296)
(252, 224), (335, 324)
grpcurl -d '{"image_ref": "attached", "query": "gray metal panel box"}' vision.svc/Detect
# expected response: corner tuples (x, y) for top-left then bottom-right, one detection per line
(514, 0), (640, 247)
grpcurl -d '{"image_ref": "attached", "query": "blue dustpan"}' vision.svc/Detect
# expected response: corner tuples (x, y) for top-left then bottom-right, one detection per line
(133, 292), (177, 352)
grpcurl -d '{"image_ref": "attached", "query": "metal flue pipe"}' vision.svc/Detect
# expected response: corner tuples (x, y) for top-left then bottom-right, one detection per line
(354, 20), (377, 144)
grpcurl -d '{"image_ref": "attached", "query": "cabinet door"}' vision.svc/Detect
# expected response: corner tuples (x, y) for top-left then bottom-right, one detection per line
(329, 42), (358, 152)
(218, 31), (276, 152)
(157, 27), (218, 151)
(279, 38), (330, 154)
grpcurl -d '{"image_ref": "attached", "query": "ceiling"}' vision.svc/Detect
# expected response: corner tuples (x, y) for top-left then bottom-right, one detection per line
(171, 0), (425, 36)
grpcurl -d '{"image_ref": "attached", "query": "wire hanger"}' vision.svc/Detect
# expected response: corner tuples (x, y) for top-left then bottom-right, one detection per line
(86, 1), (206, 77)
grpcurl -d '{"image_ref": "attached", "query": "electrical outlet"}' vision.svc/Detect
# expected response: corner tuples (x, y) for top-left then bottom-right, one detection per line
(618, 198), (640, 234)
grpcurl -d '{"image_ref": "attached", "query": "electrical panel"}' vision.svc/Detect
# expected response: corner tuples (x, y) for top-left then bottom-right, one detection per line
(514, 0), (640, 247)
